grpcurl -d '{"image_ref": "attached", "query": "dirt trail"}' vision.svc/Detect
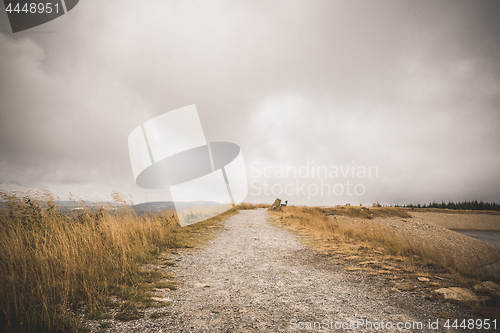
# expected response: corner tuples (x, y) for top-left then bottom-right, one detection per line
(88, 209), (478, 332)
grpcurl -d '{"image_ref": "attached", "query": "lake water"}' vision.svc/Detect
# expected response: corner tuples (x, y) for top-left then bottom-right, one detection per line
(452, 230), (500, 248)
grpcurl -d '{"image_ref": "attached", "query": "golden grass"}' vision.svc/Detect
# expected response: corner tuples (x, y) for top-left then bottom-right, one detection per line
(270, 205), (500, 317)
(0, 190), (237, 333)
(270, 205), (454, 270)
(176, 204), (233, 226)
(234, 202), (270, 210)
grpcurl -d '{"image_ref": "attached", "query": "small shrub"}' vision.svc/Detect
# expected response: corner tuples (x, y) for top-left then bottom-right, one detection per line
(150, 311), (170, 319)
(234, 202), (269, 210)
(115, 302), (143, 321)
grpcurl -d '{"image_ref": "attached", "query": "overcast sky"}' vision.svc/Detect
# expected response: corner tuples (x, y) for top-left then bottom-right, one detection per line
(1, 0), (499, 206)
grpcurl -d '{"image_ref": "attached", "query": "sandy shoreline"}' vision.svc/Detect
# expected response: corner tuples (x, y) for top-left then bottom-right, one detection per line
(410, 212), (500, 231)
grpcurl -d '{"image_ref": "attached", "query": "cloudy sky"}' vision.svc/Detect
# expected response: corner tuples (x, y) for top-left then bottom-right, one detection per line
(0, 0), (499, 206)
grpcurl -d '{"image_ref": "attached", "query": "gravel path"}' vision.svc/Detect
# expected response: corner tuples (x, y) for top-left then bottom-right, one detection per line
(89, 209), (478, 332)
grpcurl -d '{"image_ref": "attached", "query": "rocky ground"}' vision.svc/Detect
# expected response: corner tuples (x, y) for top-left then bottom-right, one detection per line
(82, 209), (491, 332)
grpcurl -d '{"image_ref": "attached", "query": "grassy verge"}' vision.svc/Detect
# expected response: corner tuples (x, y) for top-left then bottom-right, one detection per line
(234, 202), (269, 210)
(0, 191), (237, 333)
(269, 205), (500, 317)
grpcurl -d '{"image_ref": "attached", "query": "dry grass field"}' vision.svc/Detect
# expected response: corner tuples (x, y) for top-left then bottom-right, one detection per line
(0, 191), (263, 333)
(1, 195), (497, 332)
(269, 205), (500, 274)
(269, 205), (500, 317)
(234, 202), (269, 210)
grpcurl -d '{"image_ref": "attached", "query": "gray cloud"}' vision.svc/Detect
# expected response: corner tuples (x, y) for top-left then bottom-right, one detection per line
(0, 0), (499, 205)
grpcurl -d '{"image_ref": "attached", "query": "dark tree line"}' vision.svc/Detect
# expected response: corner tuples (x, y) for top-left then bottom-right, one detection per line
(394, 200), (500, 211)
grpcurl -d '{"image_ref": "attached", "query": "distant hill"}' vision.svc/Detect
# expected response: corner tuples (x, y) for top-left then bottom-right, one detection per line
(131, 201), (222, 212)
(1, 200), (224, 213)
(0, 200), (118, 208)
(132, 201), (176, 212)
(55, 200), (120, 208)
